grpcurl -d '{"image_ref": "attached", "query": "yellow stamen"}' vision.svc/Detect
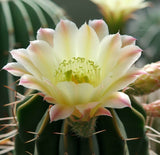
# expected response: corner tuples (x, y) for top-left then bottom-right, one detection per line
(55, 57), (101, 86)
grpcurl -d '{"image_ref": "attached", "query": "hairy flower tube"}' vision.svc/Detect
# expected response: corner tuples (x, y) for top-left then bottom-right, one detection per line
(91, 0), (149, 33)
(3, 19), (143, 122)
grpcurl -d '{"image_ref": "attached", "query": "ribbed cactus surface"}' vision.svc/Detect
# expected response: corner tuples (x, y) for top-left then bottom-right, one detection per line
(0, 0), (65, 117)
(14, 92), (149, 155)
(0, 0), (65, 67)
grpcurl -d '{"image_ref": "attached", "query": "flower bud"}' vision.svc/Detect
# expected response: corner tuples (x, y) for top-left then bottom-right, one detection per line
(127, 61), (160, 96)
(143, 100), (160, 117)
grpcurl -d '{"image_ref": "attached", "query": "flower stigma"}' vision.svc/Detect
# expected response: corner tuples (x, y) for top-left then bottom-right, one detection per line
(55, 57), (101, 86)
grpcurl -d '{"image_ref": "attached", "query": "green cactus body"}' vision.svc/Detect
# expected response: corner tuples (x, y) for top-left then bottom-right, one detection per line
(13, 92), (149, 155)
(0, 0), (65, 117)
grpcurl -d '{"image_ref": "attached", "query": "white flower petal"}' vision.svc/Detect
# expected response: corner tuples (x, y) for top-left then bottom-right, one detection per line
(121, 35), (136, 47)
(89, 102), (112, 117)
(27, 40), (59, 82)
(76, 23), (99, 60)
(76, 102), (99, 116)
(89, 19), (109, 40)
(94, 107), (112, 117)
(39, 93), (56, 104)
(10, 49), (41, 78)
(102, 92), (131, 108)
(37, 28), (54, 47)
(55, 82), (95, 106)
(54, 20), (78, 60)
(102, 70), (144, 95)
(49, 104), (74, 122)
(19, 74), (55, 98)
(98, 33), (122, 77)
(113, 45), (142, 76)
(3, 62), (30, 76)
(100, 45), (142, 89)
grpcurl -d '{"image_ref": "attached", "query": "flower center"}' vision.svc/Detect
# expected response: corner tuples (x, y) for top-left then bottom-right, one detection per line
(55, 57), (101, 86)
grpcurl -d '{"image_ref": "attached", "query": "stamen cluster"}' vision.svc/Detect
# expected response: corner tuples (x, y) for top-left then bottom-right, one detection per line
(55, 57), (101, 86)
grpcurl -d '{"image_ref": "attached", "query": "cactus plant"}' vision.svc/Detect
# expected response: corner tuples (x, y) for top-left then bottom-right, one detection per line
(1, 19), (150, 155)
(90, 0), (149, 34)
(0, 0), (65, 118)
(10, 93), (148, 155)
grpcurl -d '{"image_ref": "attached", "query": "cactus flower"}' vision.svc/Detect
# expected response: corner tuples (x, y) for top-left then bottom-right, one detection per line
(3, 19), (143, 122)
(91, 0), (149, 33)
(91, 0), (149, 21)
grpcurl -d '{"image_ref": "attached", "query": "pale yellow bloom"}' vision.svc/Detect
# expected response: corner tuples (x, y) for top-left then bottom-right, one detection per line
(3, 20), (143, 122)
(91, 0), (149, 24)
